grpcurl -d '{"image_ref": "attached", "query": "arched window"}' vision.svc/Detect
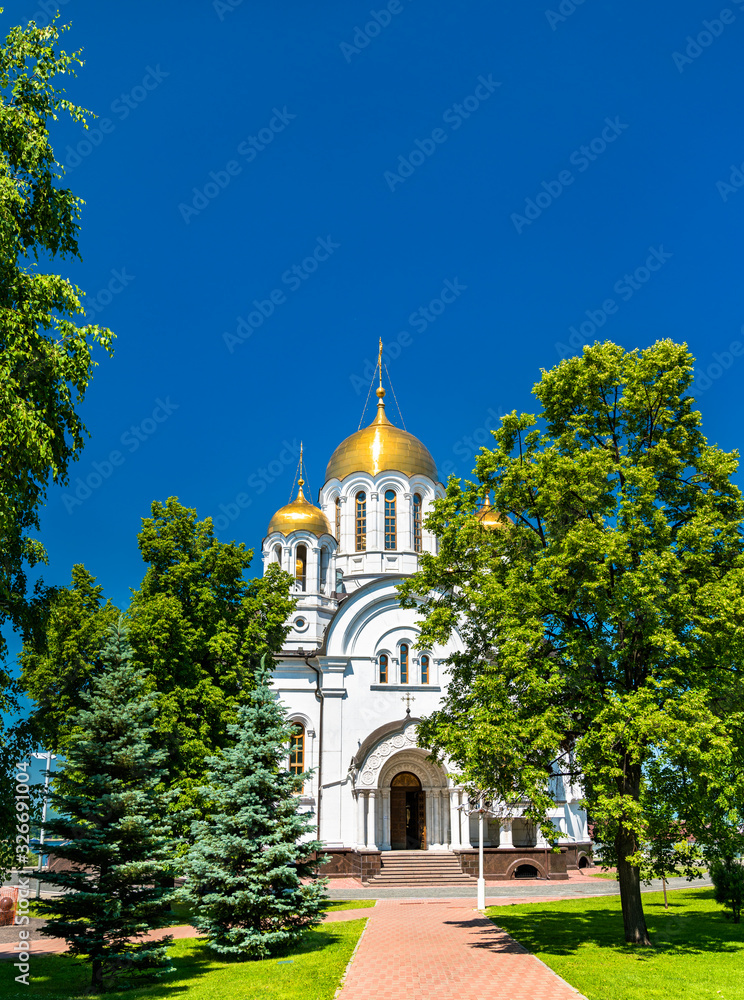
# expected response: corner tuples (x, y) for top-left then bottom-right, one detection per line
(295, 544), (307, 591)
(384, 490), (397, 550)
(289, 723), (305, 775)
(355, 492), (366, 551)
(273, 543), (282, 568)
(420, 654), (430, 684)
(413, 494), (422, 553)
(400, 643), (408, 684)
(335, 497), (341, 546)
(320, 546), (330, 593)
(379, 653), (388, 684)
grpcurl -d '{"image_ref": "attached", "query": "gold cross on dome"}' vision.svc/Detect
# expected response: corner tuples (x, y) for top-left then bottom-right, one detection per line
(401, 692), (415, 715)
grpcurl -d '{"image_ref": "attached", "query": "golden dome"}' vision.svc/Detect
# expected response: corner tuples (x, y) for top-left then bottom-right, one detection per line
(477, 503), (508, 530)
(267, 481), (332, 537)
(325, 389), (438, 483)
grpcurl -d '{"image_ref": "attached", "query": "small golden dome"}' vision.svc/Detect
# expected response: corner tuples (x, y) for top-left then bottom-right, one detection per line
(478, 503), (507, 530)
(325, 390), (438, 483)
(267, 482), (332, 537)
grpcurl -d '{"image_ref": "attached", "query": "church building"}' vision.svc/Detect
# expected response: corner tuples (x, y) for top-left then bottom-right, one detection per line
(262, 373), (591, 884)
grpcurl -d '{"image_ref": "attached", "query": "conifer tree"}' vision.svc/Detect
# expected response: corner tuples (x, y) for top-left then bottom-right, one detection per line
(182, 658), (327, 959)
(39, 621), (178, 992)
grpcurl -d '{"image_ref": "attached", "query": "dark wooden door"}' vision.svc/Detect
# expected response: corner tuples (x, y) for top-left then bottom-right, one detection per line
(391, 788), (407, 849)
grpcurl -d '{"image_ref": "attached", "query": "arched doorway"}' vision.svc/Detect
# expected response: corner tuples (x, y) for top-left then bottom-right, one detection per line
(390, 772), (425, 850)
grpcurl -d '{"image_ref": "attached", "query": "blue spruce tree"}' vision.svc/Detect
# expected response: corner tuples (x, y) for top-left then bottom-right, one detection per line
(39, 621), (178, 991)
(182, 658), (327, 958)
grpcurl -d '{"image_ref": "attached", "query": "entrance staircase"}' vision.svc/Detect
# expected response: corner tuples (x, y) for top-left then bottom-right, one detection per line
(367, 851), (477, 887)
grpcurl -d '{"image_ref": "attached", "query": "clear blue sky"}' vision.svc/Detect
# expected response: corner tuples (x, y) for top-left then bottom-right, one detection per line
(6, 0), (744, 633)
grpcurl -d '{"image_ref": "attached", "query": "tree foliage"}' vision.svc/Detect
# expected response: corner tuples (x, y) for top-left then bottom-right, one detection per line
(182, 660), (327, 958)
(39, 622), (178, 992)
(20, 564), (120, 750)
(0, 14), (113, 653)
(399, 340), (744, 945)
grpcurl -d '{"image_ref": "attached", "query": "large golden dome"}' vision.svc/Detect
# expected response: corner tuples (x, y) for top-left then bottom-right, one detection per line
(267, 482), (332, 537)
(325, 389), (438, 483)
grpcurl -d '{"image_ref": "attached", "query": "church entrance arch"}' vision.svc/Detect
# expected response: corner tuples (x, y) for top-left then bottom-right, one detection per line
(390, 772), (425, 850)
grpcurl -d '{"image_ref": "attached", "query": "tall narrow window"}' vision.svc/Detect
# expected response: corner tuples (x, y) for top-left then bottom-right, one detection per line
(384, 490), (397, 550)
(420, 654), (429, 684)
(400, 643), (408, 684)
(335, 497), (341, 546)
(413, 493), (422, 553)
(355, 492), (366, 551)
(320, 546), (329, 593)
(273, 543), (282, 568)
(295, 544), (307, 591)
(379, 653), (388, 684)
(289, 723), (305, 775)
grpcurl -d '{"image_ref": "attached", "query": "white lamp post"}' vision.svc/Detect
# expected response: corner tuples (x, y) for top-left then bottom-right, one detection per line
(31, 751), (56, 897)
(459, 792), (492, 910)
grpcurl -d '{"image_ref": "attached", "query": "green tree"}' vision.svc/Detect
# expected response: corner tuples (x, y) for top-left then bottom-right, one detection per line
(39, 622), (178, 992)
(126, 497), (294, 819)
(0, 12), (113, 877)
(710, 857), (744, 923)
(20, 565), (120, 750)
(399, 340), (744, 945)
(182, 659), (327, 958)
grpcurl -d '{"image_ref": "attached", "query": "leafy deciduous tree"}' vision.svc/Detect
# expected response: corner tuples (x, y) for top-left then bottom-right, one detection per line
(400, 340), (744, 945)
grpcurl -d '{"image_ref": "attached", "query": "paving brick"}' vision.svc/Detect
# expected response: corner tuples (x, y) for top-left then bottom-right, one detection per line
(336, 898), (586, 1000)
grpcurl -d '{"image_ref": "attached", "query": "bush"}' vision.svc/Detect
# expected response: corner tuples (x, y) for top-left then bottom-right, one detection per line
(710, 857), (744, 923)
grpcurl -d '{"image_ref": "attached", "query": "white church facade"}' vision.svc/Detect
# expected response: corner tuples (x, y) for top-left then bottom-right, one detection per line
(262, 381), (591, 882)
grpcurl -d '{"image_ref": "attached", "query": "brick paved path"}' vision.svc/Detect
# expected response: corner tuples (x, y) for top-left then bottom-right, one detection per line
(336, 899), (586, 1000)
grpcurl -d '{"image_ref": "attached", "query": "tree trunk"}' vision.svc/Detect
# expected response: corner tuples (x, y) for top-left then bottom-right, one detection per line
(92, 958), (103, 991)
(615, 825), (651, 946)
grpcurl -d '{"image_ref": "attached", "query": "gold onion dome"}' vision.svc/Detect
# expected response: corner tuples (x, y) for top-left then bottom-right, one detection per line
(478, 503), (507, 530)
(325, 388), (438, 483)
(267, 480), (332, 537)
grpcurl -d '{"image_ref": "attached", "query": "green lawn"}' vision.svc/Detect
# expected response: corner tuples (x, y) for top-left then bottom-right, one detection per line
(0, 918), (367, 1000)
(323, 899), (376, 912)
(488, 888), (744, 1000)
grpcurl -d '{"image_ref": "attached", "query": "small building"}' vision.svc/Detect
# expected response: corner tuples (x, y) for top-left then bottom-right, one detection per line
(263, 382), (591, 882)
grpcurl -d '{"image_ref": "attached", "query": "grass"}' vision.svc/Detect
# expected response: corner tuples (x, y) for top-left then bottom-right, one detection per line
(487, 887), (744, 1000)
(0, 918), (367, 1000)
(323, 899), (376, 912)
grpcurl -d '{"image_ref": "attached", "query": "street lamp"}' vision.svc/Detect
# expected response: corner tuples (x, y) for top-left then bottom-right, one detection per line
(459, 792), (493, 910)
(31, 751), (56, 897)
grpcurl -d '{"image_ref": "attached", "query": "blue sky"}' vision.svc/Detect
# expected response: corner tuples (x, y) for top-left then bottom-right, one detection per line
(6, 0), (744, 637)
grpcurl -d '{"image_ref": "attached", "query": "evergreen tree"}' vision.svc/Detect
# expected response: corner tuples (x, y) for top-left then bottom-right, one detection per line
(39, 622), (179, 992)
(182, 659), (327, 959)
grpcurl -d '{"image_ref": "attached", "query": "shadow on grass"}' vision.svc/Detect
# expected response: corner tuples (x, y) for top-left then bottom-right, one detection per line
(0, 924), (353, 999)
(468, 889), (744, 960)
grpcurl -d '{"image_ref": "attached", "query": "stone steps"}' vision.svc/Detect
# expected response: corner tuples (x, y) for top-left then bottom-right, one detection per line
(367, 851), (477, 887)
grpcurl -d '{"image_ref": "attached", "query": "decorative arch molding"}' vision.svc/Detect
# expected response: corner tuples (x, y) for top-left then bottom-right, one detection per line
(503, 857), (547, 880)
(378, 748), (448, 790)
